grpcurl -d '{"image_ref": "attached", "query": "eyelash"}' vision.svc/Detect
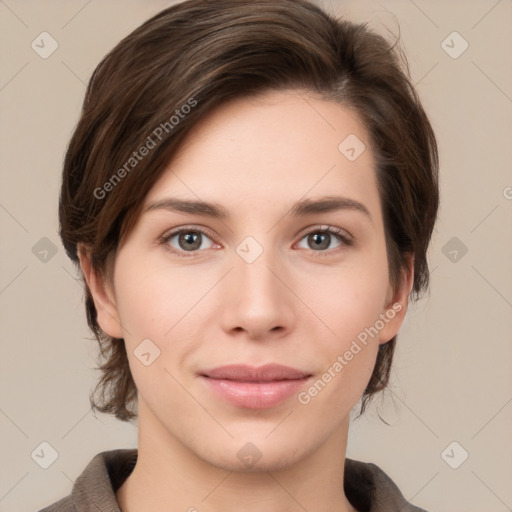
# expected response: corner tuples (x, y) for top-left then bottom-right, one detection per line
(158, 225), (353, 258)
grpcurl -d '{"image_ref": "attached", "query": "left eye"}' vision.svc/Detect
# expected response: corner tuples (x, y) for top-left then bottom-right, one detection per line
(296, 229), (347, 252)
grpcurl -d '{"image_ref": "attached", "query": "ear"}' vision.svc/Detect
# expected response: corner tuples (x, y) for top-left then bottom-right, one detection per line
(77, 244), (124, 339)
(378, 254), (415, 345)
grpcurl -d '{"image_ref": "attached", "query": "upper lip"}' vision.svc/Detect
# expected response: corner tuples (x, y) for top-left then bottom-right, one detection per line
(200, 364), (311, 382)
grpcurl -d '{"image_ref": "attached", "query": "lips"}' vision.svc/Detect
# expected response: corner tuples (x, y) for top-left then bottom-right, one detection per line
(201, 364), (311, 382)
(199, 364), (312, 409)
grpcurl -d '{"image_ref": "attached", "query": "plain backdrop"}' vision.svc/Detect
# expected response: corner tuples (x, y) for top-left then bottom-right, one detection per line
(0, 1), (511, 511)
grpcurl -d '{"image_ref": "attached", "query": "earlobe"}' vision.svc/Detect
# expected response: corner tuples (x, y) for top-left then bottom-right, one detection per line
(378, 255), (415, 345)
(77, 244), (124, 339)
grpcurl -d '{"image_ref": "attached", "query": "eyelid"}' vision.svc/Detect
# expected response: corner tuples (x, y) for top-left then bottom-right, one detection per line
(161, 224), (215, 240)
(296, 224), (353, 243)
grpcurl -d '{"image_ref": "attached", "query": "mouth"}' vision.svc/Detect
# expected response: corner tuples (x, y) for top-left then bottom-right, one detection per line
(199, 364), (312, 409)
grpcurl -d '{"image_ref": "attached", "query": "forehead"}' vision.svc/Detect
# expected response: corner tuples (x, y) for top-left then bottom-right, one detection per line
(142, 89), (380, 219)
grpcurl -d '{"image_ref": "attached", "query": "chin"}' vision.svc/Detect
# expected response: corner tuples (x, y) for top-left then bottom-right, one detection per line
(204, 450), (303, 474)
(192, 435), (316, 474)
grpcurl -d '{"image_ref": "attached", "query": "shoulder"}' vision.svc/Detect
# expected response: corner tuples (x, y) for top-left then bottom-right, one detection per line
(344, 458), (430, 512)
(38, 495), (75, 512)
(37, 448), (137, 512)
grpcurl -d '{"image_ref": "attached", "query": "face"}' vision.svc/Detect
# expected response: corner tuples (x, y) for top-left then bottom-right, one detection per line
(82, 89), (412, 472)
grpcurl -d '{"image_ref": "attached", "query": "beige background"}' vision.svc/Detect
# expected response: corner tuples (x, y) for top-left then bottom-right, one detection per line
(1, 1), (511, 511)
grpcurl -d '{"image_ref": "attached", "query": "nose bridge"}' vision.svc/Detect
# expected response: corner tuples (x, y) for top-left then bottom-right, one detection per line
(222, 233), (294, 336)
(235, 235), (284, 302)
(235, 249), (281, 298)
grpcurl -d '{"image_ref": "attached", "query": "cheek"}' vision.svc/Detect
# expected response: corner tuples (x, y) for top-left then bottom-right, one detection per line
(113, 251), (189, 335)
(298, 248), (389, 391)
(295, 274), (387, 414)
(302, 249), (390, 344)
(112, 253), (206, 382)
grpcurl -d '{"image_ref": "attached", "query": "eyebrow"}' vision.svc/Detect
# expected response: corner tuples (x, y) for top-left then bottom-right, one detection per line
(144, 195), (372, 222)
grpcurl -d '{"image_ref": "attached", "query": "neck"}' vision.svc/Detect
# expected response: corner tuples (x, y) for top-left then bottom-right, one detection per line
(117, 399), (358, 512)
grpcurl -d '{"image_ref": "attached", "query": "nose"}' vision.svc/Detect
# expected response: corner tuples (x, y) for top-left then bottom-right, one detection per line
(220, 247), (296, 341)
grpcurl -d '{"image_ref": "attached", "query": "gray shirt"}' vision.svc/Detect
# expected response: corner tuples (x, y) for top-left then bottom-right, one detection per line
(38, 449), (429, 512)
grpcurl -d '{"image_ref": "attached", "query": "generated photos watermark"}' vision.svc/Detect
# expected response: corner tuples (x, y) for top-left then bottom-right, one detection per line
(297, 302), (403, 405)
(93, 96), (198, 200)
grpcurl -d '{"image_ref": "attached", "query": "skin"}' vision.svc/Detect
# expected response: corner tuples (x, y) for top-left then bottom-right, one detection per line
(79, 89), (413, 512)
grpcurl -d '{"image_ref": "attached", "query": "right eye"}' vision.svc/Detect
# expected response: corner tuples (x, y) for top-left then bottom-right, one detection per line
(160, 226), (218, 257)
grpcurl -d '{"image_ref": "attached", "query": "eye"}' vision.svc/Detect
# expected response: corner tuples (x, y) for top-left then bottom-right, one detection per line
(160, 226), (216, 257)
(296, 225), (352, 255)
(159, 224), (353, 258)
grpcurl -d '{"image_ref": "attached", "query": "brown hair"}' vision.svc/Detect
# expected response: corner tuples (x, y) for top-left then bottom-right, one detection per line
(59, 0), (439, 421)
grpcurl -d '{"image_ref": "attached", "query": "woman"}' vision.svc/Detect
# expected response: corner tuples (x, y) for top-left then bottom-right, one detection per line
(42, 0), (438, 510)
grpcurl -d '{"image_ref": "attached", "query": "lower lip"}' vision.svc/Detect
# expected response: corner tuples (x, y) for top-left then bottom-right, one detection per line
(201, 376), (310, 409)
